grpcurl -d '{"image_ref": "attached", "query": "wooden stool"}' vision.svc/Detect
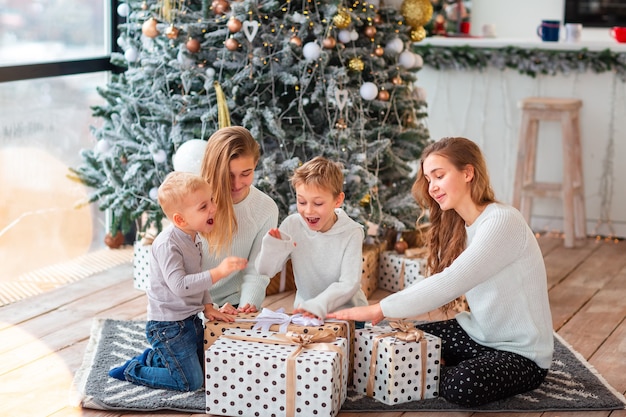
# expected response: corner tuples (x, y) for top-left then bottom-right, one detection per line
(513, 97), (586, 248)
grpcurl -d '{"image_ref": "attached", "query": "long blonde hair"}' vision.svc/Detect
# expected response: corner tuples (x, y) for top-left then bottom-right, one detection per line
(413, 137), (496, 313)
(199, 126), (260, 254)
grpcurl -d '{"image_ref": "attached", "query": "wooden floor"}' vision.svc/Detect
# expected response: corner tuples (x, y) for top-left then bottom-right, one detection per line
(0, 235), (624, 417)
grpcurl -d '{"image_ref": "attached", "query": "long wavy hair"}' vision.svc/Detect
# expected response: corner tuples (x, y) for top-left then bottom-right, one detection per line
(199, 126), (260, 255)
(413, 137), (496, 313)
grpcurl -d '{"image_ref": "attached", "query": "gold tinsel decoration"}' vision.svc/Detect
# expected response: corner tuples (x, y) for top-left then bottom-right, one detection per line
(333, 9), (352, 29)
(410, 26), (427, 42)
(348, 57), (364, 72)
(400, 0), (433, 28)
(214, 82), (231, 128)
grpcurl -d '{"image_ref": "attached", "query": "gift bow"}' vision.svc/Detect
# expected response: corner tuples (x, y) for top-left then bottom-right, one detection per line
(389, 319), (424, 342)
(223, 330), (344, 417)
(246, 308), (324, 333)
(367, 321), (429, 399)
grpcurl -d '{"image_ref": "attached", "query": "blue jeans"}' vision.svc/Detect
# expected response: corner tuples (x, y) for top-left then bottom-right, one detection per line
(124, 314), (204, 391)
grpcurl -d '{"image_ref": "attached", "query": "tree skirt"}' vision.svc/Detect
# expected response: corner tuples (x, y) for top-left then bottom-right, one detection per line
(70, 318), (626, 414)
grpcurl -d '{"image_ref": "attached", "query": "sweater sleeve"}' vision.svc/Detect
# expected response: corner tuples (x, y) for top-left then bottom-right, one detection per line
(238, 203), (279, 308)
(380, 207), (525, 318)
(255, 230), (296, 279)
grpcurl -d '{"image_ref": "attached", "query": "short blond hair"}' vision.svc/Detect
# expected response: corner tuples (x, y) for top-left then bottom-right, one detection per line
(158, 171), (210, 219)
(291, 156), (344, 197)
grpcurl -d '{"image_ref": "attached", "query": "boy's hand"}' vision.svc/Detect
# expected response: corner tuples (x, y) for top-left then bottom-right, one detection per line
(211, 256), (247, 283)
(204, 304), (235, 322)
(237, 303), (258, 313)
(293, 307), (322, 321)
(268, 228), (281, 239)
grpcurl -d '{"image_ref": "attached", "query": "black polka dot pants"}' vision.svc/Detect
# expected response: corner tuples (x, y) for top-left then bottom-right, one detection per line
(417, 319), (548, 407)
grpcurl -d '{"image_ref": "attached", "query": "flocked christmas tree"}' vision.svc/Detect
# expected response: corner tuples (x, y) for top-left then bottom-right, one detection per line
(70, 0), (433, 240)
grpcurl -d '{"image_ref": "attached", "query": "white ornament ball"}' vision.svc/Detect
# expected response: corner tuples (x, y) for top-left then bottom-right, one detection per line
(360, 82), (378, 101)
(117, 36), (126, 49)
(152, 149), (167, 164)
(117, 3), (130, 17)
(338, 29), (352, 44)
(385, 38), (404, 54)
(415, 86), (428, 101)
(302, 42), (321, 61)
(124, 47), (139, 63)
(95, 139), (111, 155)
(173, 139), (207, 174)
(398, 51), (416, 68)
(149, 187), (159, 201)
(205, 67), (216, 79)
(350, 30), (359, 41)
(413, 53), (424, 68)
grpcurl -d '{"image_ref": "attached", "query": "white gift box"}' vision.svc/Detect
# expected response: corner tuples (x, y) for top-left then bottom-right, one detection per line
(378, 251), (427, 292)
(205, 328), (349, 417)
(353, 323), (441, 405)
(132, 241), (150, 291)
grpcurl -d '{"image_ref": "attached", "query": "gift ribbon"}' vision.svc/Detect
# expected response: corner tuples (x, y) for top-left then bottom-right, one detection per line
(366, 320), (429, 400)
(235, 308), (324, 333)
(222, 330), (344, 417)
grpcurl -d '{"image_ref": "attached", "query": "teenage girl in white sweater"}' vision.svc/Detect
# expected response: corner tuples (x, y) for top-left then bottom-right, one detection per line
(329, 137), (554, 407)
(198, 126), (279, 313)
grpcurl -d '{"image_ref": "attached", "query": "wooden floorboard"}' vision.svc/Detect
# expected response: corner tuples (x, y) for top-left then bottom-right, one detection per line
(0, 236), (624, 417)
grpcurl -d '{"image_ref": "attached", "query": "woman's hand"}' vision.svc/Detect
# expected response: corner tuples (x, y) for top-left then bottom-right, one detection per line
(327, 304), (385, 325)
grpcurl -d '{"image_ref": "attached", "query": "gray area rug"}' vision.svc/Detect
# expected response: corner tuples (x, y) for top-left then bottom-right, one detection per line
(71, 318), (626, 413)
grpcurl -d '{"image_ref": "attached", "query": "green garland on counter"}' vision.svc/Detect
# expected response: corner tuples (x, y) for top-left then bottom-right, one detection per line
(411, 44), (626, 81)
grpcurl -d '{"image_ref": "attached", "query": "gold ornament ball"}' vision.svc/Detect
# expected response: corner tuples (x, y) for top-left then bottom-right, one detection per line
(401, 0), (433, 28)
(363, 25), (377, 39)
(348, 57), (364, 72)
(374, 46), (384, 56)
(373, 14), (383, 25)
(410, 25), (427, 42)
(142, 18), (159, 38)
(333, 10), (352, 29)
(186, 38), (201, 53)
(377, 89), (390, 101)
(392, 75), (403, 85)
(289, 36), (302, 47)
(225, 37), (239, 51)
(322, 36), (337, 49)
(165, 25), (179, 39)
(228, 17), (242, 33)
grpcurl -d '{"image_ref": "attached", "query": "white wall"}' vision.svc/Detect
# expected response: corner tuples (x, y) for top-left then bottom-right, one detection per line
(418, 1), (626, 238)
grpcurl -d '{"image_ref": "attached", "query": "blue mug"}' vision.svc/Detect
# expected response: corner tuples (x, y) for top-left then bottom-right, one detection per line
(537, 20), (560, 42)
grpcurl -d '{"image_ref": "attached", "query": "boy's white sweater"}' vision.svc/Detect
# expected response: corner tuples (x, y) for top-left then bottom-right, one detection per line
(255, 208), (368, 318)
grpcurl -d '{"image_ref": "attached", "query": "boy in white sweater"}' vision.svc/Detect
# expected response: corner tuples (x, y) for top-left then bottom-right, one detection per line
(255, 156), (368, 321)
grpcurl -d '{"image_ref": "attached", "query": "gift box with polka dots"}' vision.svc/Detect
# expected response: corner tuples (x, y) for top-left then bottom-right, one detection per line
(205, 328), (349, 417)
(132, 241), (151, 291)
(378, 251), (427, 292)
(353, 325), (441, 405)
